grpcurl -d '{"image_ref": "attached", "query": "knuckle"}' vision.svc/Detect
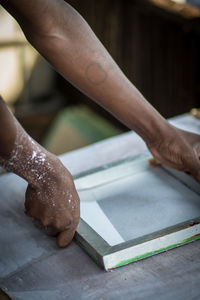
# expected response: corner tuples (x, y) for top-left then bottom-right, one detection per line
(54, 217), (72, 231)
(56, 229), (75, 248)
(41, 217), (50, 227)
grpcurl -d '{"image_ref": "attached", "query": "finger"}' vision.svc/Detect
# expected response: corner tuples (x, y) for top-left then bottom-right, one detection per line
(44, 225), (59, 236)
(148, 158), (161, 167)
(40, 216), (51, 227)
(193, 169), (200, 183)
(25, 202), (39, 219)
(56, 229), (76, 248)
(25, 186), (37, 214)
(31, 218), (58, 236)
(196, 144), (200, 159)
(148, 147), (185, 171)
(24, 197), (36, 214)
(183, 153), (200, 183)
(54, 214), (73, 232)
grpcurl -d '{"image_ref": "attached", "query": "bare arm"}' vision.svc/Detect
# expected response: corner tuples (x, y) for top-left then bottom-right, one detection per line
(1, 0), (167, 143)
(0, 96), (80, 247)
(1, 0), (200, 179)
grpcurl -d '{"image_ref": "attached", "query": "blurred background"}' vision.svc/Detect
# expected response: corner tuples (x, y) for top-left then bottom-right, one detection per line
(0, 0), (200, 155)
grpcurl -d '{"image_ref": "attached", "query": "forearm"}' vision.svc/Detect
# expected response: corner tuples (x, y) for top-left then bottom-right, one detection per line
(0, 97), (58, 188)
(0, 97), (79, 247)
(0, 0), (59, 36)
(1, 0), (169, 143)
(0, 97), (16, 157)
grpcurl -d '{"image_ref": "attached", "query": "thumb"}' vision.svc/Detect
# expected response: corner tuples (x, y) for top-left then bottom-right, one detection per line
(148, 157), (161, 167)
(184, 151), (200, 184)
(193, 168), (200, 183)
(56, 229), (75, 248)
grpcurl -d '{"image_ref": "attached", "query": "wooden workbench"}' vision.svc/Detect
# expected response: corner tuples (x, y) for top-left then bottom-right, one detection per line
(0, 114), (200, 300)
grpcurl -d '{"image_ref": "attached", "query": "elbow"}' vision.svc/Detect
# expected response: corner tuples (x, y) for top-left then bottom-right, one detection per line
(22, 23), (63, 56)
(26, 27), (70, 58)
(21, 3), (88, 62)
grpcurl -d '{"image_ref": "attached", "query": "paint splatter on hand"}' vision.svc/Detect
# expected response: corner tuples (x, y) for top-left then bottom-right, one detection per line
(0, 112), (80, 248)
(25, 155), (80, 247)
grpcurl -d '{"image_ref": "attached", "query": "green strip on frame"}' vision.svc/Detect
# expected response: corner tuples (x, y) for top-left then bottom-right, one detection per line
(109, 234), (200, 270)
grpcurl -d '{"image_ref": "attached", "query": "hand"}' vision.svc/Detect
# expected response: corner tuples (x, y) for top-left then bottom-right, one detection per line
(147, 124), (200, 183)
(25, 156), (80, 247)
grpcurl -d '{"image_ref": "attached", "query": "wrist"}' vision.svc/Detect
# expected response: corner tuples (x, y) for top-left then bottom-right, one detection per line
(23, 149), (58, 189)
(0, 122), (59, 189)
(125, 95), (170, 145)
(102, 79), (170, 145)
(136, 112), (170, 145)
(15, 141), (60, 189)
(144, 117), (175, 149)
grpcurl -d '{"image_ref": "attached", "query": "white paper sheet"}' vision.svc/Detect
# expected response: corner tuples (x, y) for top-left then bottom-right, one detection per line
(80, 201), (124, 246)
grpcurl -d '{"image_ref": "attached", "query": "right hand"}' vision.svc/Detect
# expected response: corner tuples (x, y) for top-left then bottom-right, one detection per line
(25, 156), (80, 247)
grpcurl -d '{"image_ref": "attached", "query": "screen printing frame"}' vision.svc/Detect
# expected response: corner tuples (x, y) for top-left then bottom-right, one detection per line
(74, 153), (200, 271)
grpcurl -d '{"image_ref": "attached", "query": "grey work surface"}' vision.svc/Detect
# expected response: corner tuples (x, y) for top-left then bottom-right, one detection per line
(0, 114), (200, 300)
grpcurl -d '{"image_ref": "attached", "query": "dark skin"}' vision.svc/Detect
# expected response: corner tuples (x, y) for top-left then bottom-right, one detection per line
(0, 0), (200, 248)
(0, 97), (80, 247)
